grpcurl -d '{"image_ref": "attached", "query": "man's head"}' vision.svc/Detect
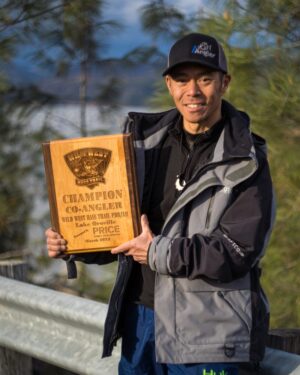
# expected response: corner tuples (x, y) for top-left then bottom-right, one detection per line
(164, 33), (231, 134)
(163, 33), (228, 77)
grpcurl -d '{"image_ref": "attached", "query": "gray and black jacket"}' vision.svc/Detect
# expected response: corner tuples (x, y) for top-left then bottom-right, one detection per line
(72, 100), (275, 364)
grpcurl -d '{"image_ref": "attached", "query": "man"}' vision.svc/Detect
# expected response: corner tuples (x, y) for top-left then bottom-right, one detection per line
(46, 33), (275, 374)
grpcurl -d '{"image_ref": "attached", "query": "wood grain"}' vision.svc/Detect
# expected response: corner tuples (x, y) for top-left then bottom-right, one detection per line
(42, 134), (140, 253)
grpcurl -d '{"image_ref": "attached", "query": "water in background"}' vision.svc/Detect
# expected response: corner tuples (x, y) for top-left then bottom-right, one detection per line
(29, 103), (150, 137)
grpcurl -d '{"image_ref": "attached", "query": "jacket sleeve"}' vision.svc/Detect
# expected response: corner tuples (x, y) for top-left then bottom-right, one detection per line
(148, 152), (275, 282)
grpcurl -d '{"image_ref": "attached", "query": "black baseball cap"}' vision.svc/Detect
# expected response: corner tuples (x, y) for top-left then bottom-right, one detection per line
(162, 33), (228, 76)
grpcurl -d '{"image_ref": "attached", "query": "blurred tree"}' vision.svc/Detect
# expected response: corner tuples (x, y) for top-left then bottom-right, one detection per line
(140, 0), (300, 328)
(42, 0), (121, 136)
(231, 0), (300, 330)
(0, 1), (122, 294)
(0, 3), (56, 254)
(0, 0), (122, 136)
(0, 86), (30, 253)
(0, 83), (54, 254)
(140, 0), (189, 39)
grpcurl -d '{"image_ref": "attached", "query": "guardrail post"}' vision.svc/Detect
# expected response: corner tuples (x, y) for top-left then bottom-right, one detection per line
(267, 329), (300, 355)
(0, 259), (28, 281)
(0, 258), (32, 375)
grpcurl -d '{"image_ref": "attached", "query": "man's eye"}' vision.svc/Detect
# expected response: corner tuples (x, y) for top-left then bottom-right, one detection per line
(175, 77), (187, 83)
(200, 76), (213, 84)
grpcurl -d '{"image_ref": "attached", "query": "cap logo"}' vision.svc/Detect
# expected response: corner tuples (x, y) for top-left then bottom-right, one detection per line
(192, 42), (216, 59)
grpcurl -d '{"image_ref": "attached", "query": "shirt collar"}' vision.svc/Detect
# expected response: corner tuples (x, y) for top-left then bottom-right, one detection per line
(168, 114), (227, 145)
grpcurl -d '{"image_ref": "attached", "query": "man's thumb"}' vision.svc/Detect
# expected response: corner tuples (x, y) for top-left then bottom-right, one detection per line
(141, 214), (149, 232)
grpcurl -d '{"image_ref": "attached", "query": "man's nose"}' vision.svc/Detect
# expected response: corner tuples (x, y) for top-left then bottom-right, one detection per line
(187, 79), (202, 96)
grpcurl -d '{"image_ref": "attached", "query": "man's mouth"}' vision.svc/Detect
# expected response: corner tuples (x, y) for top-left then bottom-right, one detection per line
(186, 103), (206, 109)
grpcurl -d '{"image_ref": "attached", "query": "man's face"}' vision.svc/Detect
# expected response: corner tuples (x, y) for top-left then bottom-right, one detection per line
(165, 64), (231, 134)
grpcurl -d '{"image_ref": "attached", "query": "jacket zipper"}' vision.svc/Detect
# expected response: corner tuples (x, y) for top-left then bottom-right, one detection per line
(205, 186), (217, 229)
(111, 114), (134, 346)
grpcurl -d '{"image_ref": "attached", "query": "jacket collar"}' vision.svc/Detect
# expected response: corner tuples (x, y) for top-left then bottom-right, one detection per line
(127, 102), (262, 228)
(216, 100), (255, 161)
(127, 100), (258, 162)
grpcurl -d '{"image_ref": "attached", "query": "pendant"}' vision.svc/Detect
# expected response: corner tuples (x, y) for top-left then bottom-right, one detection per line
(175, 175), (186, 191)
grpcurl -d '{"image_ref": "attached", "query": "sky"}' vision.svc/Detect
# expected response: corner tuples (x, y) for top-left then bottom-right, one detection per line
(13, 0), (208, 80)
(104, 0), (206, 57)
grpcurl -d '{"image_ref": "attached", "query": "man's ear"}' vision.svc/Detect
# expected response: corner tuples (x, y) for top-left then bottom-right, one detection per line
(221, 74), (231, 93)
(165, 75), (172, 94)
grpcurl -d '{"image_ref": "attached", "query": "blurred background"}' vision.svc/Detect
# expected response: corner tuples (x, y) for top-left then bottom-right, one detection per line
(0, 0), (299, 330)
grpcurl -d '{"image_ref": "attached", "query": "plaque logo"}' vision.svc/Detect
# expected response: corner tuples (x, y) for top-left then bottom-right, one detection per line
(64, 148), (112, 189)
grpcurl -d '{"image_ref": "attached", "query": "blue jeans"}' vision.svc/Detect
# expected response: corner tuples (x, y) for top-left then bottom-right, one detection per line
(119, 303), (238, 375)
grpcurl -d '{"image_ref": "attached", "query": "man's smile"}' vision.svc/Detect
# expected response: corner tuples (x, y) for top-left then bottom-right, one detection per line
(185, 103), (207, 110)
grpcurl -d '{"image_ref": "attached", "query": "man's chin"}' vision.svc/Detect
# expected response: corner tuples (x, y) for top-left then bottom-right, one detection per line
(185, 115), (207, 125)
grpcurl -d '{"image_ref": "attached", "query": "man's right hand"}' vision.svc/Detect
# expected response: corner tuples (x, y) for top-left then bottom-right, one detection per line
(45, 228), (68, 258)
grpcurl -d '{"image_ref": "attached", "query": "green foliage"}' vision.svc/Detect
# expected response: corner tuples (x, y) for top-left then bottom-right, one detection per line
(1, 0), (122, 136)
(0, 105), (31, 252)
(0, 1), (123, 255)
(218, 1), (300, 328)
(0, 91), (59, 253)
(142, 0), (300, 328)
(0, 4), (62, 253)
(140, 0), (188, 39)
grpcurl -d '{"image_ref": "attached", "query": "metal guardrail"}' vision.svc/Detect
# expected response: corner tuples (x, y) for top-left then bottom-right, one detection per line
(257, 348), (300, 375)
(0, 275), (119, 375)
(0, 275), (300, 375)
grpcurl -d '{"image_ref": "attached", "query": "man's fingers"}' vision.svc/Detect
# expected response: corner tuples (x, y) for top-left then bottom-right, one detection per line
(111, 240), (133, 254)
(44, 227), (69, 259)
(45, 227), (68, 258)
(45, 228), (59, 238)
(47, 244), (67, 252)
(47, 238), (67, 246)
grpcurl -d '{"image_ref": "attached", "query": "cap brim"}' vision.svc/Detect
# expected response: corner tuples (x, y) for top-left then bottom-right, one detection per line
(162, 60), (227, 76)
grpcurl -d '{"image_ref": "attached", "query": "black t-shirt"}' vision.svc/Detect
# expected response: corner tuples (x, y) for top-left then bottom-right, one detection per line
(125, 116), (225, 309)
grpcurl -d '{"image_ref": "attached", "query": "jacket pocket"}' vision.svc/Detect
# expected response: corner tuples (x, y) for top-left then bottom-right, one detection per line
(217, 290), (251, 334)
(175, 280), (251, 346)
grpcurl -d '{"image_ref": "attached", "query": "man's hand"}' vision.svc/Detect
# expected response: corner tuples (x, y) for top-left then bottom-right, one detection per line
(111, 214), (154, 264)
(45, 228), (67, 258)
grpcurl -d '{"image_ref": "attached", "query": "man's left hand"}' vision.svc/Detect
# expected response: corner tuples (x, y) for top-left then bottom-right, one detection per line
(111, 214), (154, 264)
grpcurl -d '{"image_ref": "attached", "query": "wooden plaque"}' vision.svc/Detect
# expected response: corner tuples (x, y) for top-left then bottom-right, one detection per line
(42, 133), (140, 254)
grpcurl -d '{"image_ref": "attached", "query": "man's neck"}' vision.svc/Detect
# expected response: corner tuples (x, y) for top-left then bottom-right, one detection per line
(183, 109), (222, 135)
